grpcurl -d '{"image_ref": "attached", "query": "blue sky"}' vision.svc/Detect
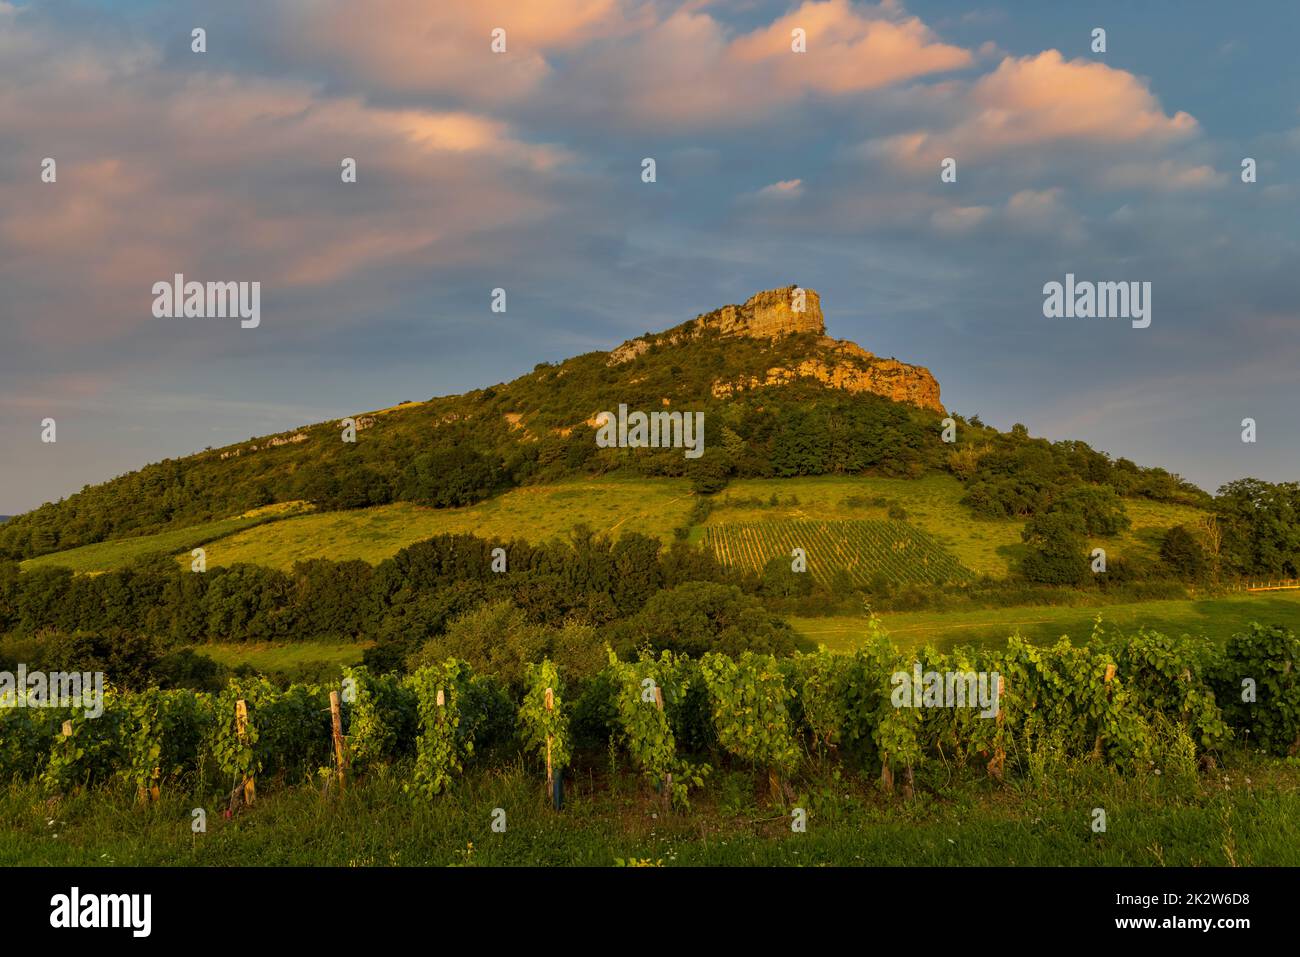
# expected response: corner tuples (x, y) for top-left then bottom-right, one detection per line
(1, 0), (1297, 513)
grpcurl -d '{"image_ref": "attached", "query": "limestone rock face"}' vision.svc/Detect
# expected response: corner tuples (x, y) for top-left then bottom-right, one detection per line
(698, 286), (824, 339)
(606, 285), (943, 413)
(711, 350), (943, 413)
(608, 285), (822, 364)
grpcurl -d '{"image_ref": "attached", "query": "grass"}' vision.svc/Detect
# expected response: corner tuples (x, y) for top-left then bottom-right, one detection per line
(790, 591), (1300, 654)
(200, 641), (368, 673)
(190, 478), (696, 570)
(3, 752), (1296, 866)
(700, 476), (1207, 579)
(19, 503), (312, 574)
(24, 475), (1205, 580)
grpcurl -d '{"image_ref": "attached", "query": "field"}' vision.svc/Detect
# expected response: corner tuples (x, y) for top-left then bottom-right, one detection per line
(201, 641), (367, 673)
(19, 503), (312, 574)
(697, 476), (1207, 579)
(791, 591), (1300, 654)
(704, 519), (972, 586)
(22, 474), (1205, 579)
(4, 755), (1296, 866)
(182, 479), (695, 570)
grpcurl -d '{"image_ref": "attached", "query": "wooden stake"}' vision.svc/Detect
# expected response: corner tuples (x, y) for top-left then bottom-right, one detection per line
(330, 690), (349, 790)
(653, 686), (671, 807)
(988, 675), (1006, 781)
(1093, 666), (1116, 758)
(544, 687), (554, 791)
(236, 699), (255, 806)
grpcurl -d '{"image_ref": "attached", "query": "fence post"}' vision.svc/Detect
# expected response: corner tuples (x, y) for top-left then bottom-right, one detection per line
(544, 687), (563, 810)
(654, 685), (671, 808)
(987, 675), (1006, 781)
(236, 698), (255, 806)
(1092, 665), (1116, 758)
(330, 690), (349, 790)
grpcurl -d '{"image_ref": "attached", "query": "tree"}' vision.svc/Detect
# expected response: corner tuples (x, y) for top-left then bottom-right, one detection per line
(401, 447), (502, 508)
(760, 554), (813, 598)
(611, 582), (809, 657)
(1020, 511), (1088, 585)
(1050, 485), (1130, 536)
(1160, 525), (1208, 582)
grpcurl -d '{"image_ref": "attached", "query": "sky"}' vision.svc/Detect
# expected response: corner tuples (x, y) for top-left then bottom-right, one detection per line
(1, 0), (1298, 514)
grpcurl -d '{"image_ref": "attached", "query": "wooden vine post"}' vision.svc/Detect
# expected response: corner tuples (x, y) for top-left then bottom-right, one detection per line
(654, 685), (671, 809)
(330, 690), (349, 790)
(987, 674), (1006, 782)
(544, 687), (563, 810)
(236, 698), (255, 806)
(1093, 664), (1117, 758)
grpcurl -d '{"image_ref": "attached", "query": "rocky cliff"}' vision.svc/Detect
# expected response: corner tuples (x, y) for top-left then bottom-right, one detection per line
(607, 286), (943, 413)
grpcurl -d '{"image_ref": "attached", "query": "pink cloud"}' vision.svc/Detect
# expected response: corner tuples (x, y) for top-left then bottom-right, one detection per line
(868, 50), (1199, 167)
(575, 1), (972, 128)
(284, 0), (638, 102)
(729, 0), (972, 95)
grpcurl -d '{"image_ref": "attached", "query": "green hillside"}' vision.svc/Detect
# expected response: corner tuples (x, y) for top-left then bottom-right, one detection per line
(19, 503), (312, 574)
(182, 479), (694, 570)
(22, 474), (1211, 582)
(0, 287), (1207, 565)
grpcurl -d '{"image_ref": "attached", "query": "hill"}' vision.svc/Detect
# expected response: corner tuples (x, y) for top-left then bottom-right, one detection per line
(0, 285), (1208, 563)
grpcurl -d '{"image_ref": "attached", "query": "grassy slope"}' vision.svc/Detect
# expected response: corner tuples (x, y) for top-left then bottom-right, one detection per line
(190, 478), (695, 570)
(187, 594), (1300, 675)
(791, 592), (1300, 654)
(24, 475), (1207, 578)
(19, 503), (312, 574)
(4, 755), (1296, 866)
(201, 642), (369, 673)
(701, 476), (1207, 579)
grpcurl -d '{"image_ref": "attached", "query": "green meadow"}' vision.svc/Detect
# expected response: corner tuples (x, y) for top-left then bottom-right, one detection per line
(19, 504), (310, 574)
(193, 478), (696, 570)
(24, 475), (1205, 582)
(201, 641), (368, 673)
(4, 753), (1296, 867)
(791, 591), (1300, 654)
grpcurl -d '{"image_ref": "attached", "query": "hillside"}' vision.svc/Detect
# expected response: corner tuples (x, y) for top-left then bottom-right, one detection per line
(0, 286), (1206, 562)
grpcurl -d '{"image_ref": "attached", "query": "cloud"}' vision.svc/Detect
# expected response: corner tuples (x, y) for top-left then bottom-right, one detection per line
(750, 179), (805, 200)
(525, 0), (973, 128)
(280, 0), (634, 103)
(727, 0), (972, 95)
(866, 50), (1199, 171)
(0, 38), (575, 352)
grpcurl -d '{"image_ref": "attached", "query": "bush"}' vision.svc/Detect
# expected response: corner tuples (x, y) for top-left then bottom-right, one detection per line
(611, 582), (810, 658)
(1215, 624), (1300, 755)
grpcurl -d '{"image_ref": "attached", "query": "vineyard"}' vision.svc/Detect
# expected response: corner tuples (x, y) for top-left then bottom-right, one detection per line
(3, 622), (1297, 810)
(704, 520), (974, 587)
